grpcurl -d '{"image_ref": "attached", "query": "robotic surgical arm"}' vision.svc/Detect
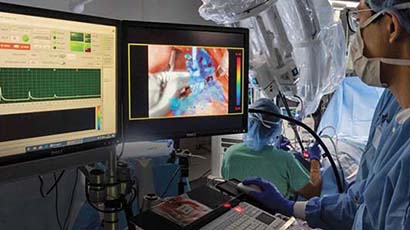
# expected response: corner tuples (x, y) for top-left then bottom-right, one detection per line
(200, 0), (346, 116)
(223, 0), (302, 99)
(69, 0), (95, 13)
(200, 0), (346, 194)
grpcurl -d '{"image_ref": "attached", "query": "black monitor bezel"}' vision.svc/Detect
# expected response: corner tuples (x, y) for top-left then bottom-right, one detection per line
(0, 2), (121, 166)
(121, 20), (249, 142)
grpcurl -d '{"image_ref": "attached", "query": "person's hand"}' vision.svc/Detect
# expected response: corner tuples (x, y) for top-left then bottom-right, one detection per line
(278, 135), (291, 151)
(307, 142), (321, 161)
(148, 72), (191, 117)
(243, 177), (295, 217)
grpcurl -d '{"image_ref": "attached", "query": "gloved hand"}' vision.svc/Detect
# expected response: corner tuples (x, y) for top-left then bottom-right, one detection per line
(148, 72), (191, 117)
(243, 177), (295, 217)
(307, 142), (321, 161)
(278, 135), (291, 151)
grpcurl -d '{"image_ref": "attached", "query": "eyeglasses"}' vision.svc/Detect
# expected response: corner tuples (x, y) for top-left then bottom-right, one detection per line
(347, 9), (373, 33)
(347, 8), (390, 33)
(347, 2), (410, 33)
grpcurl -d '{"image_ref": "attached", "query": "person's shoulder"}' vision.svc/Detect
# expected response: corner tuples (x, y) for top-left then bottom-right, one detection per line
(226, 142), (246, 151)
(225, 143), (248, 156)
(270, 147), (291, 156)
(263, 147), (294, 160)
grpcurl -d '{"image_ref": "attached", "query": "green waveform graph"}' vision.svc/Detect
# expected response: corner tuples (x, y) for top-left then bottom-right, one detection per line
(0, 68), (101, 104)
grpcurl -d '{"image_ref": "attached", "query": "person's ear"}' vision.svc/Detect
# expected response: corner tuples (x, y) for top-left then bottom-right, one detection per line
(385, 12), (402, 43)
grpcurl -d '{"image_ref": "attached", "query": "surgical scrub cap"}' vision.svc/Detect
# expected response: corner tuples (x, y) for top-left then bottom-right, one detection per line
(366, 0), (410, 34)
(244, 98), (283, 151)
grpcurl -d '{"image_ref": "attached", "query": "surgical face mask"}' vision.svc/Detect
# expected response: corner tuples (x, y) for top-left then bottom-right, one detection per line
(350, 3), (410, 87)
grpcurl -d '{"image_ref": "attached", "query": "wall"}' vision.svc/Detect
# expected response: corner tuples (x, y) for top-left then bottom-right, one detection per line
(84, 0), (211, 24)
(0, 0), (212, 24)
(83, 0), (210, 24)
(83, 0), (143, 20)
(140, 0), (211, 24)
(0, 0), (69, 11)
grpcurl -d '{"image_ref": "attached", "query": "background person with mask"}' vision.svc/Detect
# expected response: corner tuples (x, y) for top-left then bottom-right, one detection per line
(243, 0), (410, 229)
(222, 98), (322, 199)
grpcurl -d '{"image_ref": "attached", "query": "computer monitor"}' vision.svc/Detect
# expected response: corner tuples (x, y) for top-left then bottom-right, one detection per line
(0, 3), (119, 165)
(122, 21), (249, 141)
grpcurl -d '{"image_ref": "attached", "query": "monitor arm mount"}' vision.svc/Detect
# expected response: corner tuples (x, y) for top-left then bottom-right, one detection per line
(167, 139), (207, 195)
(79, 148), (137, 230)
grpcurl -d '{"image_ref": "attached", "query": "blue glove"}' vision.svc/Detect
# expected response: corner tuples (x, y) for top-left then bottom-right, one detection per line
(243, 177), (295, 217)
(307, 142), (321, 161)
(278, 135), (291, 151)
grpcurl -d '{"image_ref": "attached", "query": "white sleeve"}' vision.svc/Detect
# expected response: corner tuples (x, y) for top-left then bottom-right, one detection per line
(293, 201), (307, 220)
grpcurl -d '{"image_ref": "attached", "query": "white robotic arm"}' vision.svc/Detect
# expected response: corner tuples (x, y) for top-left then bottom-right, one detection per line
(199, 0), (346, 115)
(211, 0), (300, 99)
(69, 0), (95, 13)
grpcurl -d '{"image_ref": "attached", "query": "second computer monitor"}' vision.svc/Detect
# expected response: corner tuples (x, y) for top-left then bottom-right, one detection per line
(122, 21), (249, 141)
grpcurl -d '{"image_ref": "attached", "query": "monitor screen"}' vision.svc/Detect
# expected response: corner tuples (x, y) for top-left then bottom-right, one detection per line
(0, 3), (118, 161)
(122, 21), (248, 141)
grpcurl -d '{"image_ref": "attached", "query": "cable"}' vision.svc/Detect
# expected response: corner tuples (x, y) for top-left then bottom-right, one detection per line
(293, 95), (304, 113)
(293, 95), (306, 143)
(249, 108), (343, 193)
(118, 95), (126, 159)
(190, 169), (212, 183)
(278, 91), (305, 152)
(63, 169), (79, 230)
(123, 186), (138, 230)
(206, 177), (226, 187)
(129, 187), (138, 205)
(54, 172), (63, 230)
(319, 126), (338, 136)
(320, 135), (338, 158)
(199, 169), (212, 179)
(197, 144), (212, 153)
(160, 167), (181, 198)
(117, 140), (126, 159)
(38, 170), (66, 198)
(38, 171), (66, 229)
(38, 176), (46, 198)
(134, 179), (140, 209)
(321, 135), (346, 191)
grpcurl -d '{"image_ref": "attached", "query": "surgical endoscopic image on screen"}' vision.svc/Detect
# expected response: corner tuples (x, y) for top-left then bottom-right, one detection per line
(147, 45), (229, 118)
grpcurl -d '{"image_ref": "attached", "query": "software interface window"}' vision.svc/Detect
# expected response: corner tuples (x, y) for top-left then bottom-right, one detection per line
(129, 44), (244, 120)
(0, 11), (117, 156)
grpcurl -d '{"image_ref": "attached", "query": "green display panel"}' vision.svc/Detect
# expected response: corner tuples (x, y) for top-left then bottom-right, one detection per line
(70, 32), (84, 42)
(0, 68), (101, 104)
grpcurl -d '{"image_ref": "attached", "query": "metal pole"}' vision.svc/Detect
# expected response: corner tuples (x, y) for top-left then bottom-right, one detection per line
(104, 147), (119, 230)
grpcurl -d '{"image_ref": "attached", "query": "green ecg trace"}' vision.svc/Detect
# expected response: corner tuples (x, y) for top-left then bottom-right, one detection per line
(0, 68), (101, 104)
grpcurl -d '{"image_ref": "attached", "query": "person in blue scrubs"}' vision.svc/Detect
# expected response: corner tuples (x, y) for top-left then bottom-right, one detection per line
(243, 0), (410, 229)
(355, 89), (401, 182)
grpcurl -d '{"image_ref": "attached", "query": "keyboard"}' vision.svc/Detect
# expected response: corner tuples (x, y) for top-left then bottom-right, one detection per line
(200, 202), (295, 230)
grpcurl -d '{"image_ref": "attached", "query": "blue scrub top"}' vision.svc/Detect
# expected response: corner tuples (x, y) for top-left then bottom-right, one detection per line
(305, 90), (404, 230)
(356, 90), (402, 182)
(353, 109), (410, 229)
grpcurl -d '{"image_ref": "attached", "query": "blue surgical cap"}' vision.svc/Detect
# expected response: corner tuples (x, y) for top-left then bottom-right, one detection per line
(366, 0), (410, 33)
(244, 98), (282, 151)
